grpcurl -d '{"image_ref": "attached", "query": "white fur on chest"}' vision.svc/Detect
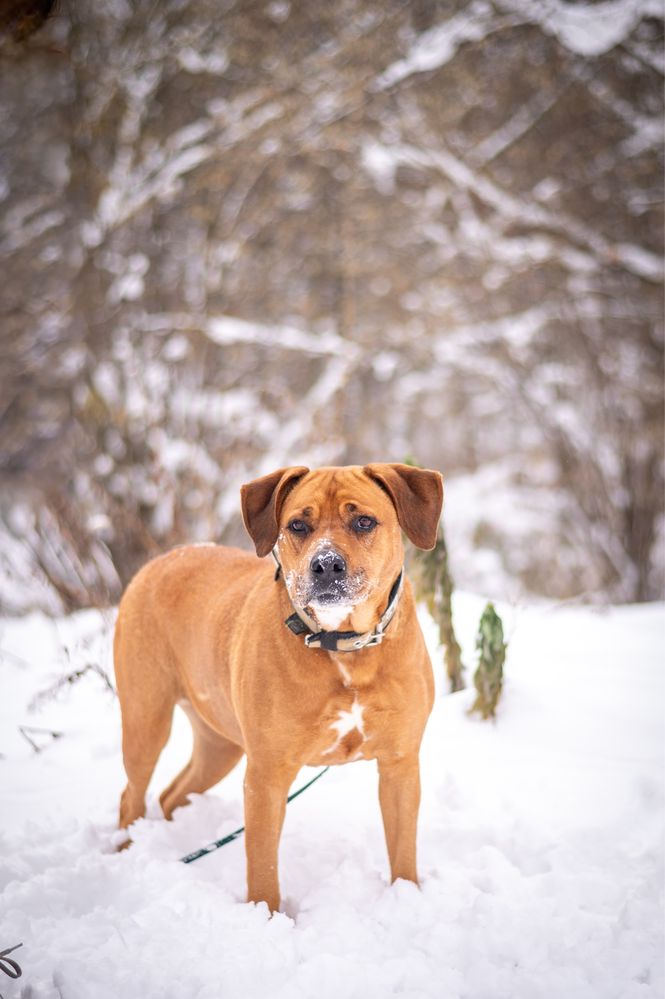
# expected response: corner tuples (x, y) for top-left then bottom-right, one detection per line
(323, 697), (365, 756)
(310, 602), (355, 630)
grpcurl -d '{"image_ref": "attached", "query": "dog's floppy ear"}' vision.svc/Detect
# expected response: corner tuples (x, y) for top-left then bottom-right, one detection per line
(363, 462), (443, 550)
(241, 466), (310, 557)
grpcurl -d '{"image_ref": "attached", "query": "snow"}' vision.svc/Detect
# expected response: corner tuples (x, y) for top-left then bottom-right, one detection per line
(1, 595), (663, 998)
(204, 315), (351, 358)
(361, 142), (399, 194)
(360, 140), (662, 285)
(373, 0), (663, 90)
(373, 3), (500, 90)
(177, 48), (230, 76)
(613, 242), (665, 283)
(496, 0), (664, 58)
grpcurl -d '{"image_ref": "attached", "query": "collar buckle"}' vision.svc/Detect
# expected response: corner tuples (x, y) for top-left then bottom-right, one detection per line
(362, 627), (384, 648)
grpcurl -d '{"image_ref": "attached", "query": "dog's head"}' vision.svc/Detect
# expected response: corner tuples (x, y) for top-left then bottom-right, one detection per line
(241, 464), (443, 633)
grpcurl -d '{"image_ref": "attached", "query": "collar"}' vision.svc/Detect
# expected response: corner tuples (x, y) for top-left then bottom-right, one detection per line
(272, 549), (404, 653)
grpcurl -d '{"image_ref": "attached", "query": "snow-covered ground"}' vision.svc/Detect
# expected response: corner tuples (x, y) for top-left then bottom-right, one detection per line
(0, 593), (663, 999)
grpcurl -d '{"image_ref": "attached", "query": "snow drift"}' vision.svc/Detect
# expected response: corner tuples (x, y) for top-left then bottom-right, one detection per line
(0, 594), (663, 998)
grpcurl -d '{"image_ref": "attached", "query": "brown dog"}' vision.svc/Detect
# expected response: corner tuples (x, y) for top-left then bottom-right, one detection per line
(115, 463), (443, 911)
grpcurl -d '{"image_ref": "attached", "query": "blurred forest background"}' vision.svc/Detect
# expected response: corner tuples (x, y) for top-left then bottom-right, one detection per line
(0, 0), (662, 614)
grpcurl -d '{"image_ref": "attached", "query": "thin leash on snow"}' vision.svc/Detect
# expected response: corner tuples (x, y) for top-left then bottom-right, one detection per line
(0, 943), (23, 981)
(179, 766), (330, 865)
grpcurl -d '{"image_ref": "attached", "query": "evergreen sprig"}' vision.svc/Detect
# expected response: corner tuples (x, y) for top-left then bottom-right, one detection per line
(469, 602), (506, 719)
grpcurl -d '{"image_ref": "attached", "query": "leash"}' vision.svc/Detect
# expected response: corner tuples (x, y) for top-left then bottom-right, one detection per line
(180, 766), (330, 864)
(0, 943), (22, 980)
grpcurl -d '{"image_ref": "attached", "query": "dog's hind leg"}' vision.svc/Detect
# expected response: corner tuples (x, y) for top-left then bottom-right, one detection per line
(159, 706), (244, 819)
(115, 621), (176, 835)
(118, 694), (175, 833)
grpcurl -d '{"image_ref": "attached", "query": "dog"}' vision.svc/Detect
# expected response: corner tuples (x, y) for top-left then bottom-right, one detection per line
(115, 462), (443, 911)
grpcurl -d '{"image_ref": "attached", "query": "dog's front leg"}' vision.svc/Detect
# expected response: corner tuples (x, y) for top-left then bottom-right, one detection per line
(243, 760), (297, 912)
(377, 753), (421, 885)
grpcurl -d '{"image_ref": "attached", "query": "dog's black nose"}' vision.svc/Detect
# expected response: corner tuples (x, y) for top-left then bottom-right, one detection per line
(310, 549), (347, 582)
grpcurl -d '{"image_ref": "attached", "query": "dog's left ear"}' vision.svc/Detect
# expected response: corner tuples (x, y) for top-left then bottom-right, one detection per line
(241, 466), (310, 557)
(363, 463), (443, 550)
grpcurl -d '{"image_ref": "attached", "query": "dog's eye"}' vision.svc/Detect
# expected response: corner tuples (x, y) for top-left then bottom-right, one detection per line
(354, 515), (377, 532)
(288, 519), (310, 534)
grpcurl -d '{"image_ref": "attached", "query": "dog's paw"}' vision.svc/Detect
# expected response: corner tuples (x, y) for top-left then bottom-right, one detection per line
(111, 829), (132, 852)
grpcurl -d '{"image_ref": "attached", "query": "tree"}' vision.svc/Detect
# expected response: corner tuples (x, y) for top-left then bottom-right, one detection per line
(410, 527), (465, 694)
(1, 0), (662, 612)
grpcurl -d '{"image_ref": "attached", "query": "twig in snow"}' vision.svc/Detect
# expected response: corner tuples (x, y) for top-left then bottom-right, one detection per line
(29, 661), (116, 711)
(18, 725), (63, 753)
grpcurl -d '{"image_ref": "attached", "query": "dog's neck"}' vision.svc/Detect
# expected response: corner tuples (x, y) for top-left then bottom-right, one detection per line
(271, 550), (404, 654)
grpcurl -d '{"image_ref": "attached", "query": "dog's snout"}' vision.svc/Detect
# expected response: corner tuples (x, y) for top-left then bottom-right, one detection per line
(310, 549), (347, 581)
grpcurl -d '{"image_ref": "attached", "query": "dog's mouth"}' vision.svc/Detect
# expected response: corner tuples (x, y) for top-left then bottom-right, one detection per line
(308, 585), (347, 606)
(285, 569), (368, 615)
